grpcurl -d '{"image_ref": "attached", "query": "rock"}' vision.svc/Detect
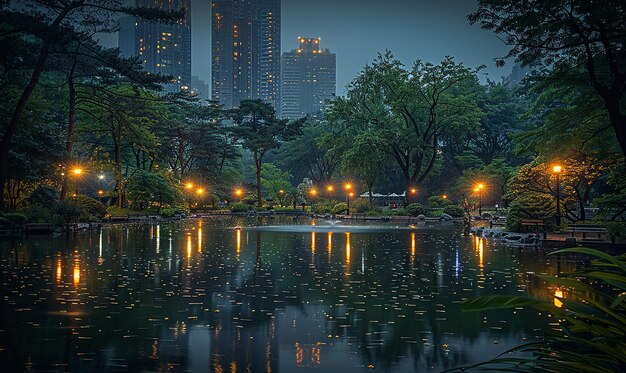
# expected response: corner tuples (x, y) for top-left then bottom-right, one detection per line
(565, 237), (577, 244)
(416, 214), (426, 221)
(440, 213), (453, 221)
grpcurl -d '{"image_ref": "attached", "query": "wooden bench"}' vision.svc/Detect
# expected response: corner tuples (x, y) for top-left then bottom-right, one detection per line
(521, 219), (546, 239)
(567, 224), (608, 240)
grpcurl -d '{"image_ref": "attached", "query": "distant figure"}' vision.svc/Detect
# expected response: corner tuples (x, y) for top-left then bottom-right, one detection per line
(463, 215), (470, 236)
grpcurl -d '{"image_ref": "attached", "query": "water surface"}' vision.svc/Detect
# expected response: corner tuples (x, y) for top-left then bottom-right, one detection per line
(0, 217), (577, 372)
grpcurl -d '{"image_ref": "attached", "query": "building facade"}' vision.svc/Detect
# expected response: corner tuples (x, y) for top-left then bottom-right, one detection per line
(280, 38), (336, 119)
(211, 0), (281, 109)
(118, 0), (192, 93)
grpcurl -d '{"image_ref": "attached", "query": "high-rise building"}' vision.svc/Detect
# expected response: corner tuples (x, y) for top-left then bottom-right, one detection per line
(191, 75), (211, 104)
(211, 0), (281, 109)
(280, 37), (336, 119)
(118, 0), (192, 93)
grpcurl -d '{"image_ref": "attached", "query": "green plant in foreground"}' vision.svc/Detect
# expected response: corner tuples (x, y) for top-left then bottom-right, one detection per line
(448, 248), (626, 373)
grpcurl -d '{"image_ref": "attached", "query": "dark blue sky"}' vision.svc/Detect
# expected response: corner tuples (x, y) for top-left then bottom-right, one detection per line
(102, 0), (512, 95)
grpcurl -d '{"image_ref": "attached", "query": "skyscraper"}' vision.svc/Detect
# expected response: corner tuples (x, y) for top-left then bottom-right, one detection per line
(118, 0), (192, 93)
(212, 0), (281, 109)
(280, 38), (336, 119)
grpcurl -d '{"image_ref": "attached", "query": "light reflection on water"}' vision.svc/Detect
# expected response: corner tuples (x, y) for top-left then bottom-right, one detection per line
(0, 217), (579, 372)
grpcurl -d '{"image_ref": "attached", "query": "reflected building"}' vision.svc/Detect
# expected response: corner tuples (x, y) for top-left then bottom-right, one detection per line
(280, 37), (336, 119)
(118, 0), (192, 93)
(212, 0), (281, 109)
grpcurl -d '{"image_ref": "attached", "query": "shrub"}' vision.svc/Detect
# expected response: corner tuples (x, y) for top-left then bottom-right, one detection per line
(106, 206), (133, 217)
(73, 195), (107, 220)
(425, 208), (443, 218)
(428, 196), (452, 208)
(406, 203), (425, 216)
(19, 205), (62, 224)
(311, 202), (333, 214)
(160, 206), (188, 217)
(273, 207), (299, 212)
(332, 202), (348, 214)
(442, 204), (465, 218)
(365, 208), (383, 216)
(507, 193), (555, 232)
(26, 185), (60, 208)
(230, 202), (252, 213)
(1, 213), (28, 227)
(606, 222), (626, 240)
(351, 198), (370, 213)
(391, 208), (408, 216)
(56, 200), (83, 224)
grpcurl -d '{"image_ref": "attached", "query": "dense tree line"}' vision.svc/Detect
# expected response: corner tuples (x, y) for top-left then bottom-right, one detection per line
(0, 0), (624, 230)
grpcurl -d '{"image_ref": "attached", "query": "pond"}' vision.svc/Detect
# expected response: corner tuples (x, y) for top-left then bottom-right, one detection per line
(0, 217), (578, 372)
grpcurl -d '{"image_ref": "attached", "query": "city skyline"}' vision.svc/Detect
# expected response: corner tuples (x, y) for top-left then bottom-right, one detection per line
(98, 0), (511, 97)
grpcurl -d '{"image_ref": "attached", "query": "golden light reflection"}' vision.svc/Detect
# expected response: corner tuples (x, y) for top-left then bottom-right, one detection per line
(411, 232), (416, 256)
(311, 232), (316, 254)
(295, 342), (321, 368)
(478, 237), (484, 268)
(187, 235), (192, 258)
(56, 257), (62, 283)
(73, 259), (80, 287)
(345, 232), (351, 264)
(198, 223), (202, 253)
(236, 229), (241, 258)
(554, 288), (564, 308)
(156, 225), (160, 254)
(327, 232), (332, 259)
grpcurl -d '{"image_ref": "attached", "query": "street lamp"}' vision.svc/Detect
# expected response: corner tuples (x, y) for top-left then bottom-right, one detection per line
(474, 183), (485, 216)
(327, 185), (334, 193)
(344, 183), (352, 215)
(234, 188), (243, 202)
(552, 165), (563, 227)
(72, 167), (83, 196)
(409, 187), (417, 204)
(279, 189), (285, 207)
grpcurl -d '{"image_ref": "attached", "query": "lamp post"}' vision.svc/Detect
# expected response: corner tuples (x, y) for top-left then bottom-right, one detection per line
(474, 183), (485, 216)
(235, 188), (243, 202)
(344, 183), (352, 215)
(196, 188), (205, 209)
(72, 167), (82, 196)
(279, 189), (285, 207)
(185, 182), (194, 209)
(409, 187), (417, 205)
(553, 165), (563, 227)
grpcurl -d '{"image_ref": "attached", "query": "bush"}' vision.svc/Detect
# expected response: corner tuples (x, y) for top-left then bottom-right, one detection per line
(106, 206), (133, 217)
(19, 205), (62, 224)
(230, 202), (252, 213)
(442, 204), (465, 218)
(406, 203), (425, 216)
(391, 208), (408, 216)
(0, 212), (28, 227)
(425, 208), (443, 218)
(273, 207), (299, 212)
(56, 200), (83, 224)
(428, 196), (452, 208)
(606, 222), (626, 240)
(351, 198), (370, 213)
(26, 185), (60, 208)
(332, 202), (348, 214)
(507, 193), (555, 232)
(73, 195), (107, 220)
(160, 206), (188, 217)
(365, 208), (383, 216)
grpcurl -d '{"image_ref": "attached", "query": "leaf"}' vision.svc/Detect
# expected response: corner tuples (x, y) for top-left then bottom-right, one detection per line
(461, 295), (550, 312)
(549, 248), (626, 272)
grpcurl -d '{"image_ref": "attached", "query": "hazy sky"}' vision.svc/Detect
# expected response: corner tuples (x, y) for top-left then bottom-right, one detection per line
(103, 0), (513, 95)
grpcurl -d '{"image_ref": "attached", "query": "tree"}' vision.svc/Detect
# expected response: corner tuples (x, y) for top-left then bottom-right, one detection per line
(260, 163), (293, 207)
(229, 99), (303, 206)
(0, 0), (183, 209)
(507, 152), (617, 222)
(469, 0), (626, 164)
(125, 170), (180, 212)
(326, 53), (482, 190)
(340, 132), (386, 207)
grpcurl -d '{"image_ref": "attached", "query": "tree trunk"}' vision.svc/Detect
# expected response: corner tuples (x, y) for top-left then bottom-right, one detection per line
(0, 45), (50, 209)
(607, 104), (626, 166)
(113, 121), (123, 209)
(60, 76), (77, 201)
(256, 157), (263, 207)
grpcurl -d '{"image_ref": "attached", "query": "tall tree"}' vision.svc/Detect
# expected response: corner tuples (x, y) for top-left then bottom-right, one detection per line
(229, 100), (303, 207)
(470, 0), (626, 164)
(0, 0), (182, 209)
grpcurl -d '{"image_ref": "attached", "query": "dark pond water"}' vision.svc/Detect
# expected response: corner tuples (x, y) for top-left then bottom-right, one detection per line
(0, 218), (578, 372)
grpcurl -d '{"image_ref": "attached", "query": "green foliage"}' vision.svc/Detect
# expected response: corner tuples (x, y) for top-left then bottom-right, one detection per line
(273, 207), (300, 213)
(606, 222), (626, 240)
(507, 193), (555, 232)
(425, 208), (443, 218)
(73, 195), (107, 221)
(332, 202), (348, 214)
(428, 196), (452, 208)
(455, 248), (626, 372)
(351, 198), (370, 213)
(442, 204), (465, 218)
(106, 206), (133, 217)
(230, 202), (252, 213)
(0, 212), (27, 227)
(406, 203), (425, 216)
(159, 206), (188, 217)
(56, 200), (83, 224)
(26, 185), (60, 208)
(261, 163), (293, 206)
(126, 171), (181, 211)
